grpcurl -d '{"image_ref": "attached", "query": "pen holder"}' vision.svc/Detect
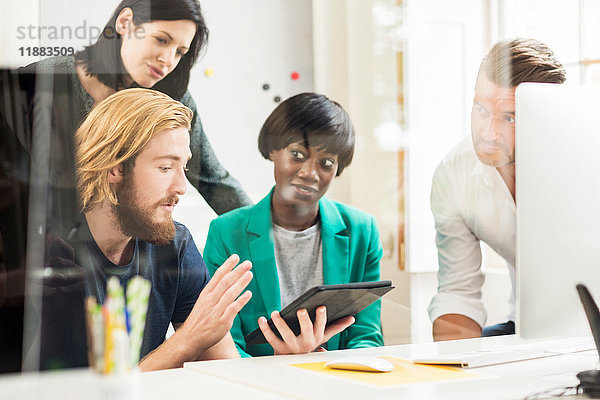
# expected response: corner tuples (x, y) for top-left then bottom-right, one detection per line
(85, 276), (150, 374)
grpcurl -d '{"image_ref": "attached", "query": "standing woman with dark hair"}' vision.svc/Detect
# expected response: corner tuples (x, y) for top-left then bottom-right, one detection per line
(20, 0), (251, 215)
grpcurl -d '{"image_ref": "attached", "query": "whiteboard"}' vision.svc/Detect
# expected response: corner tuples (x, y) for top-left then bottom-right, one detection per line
(182, 0), (315, 246)
(191, 0), (315, 201)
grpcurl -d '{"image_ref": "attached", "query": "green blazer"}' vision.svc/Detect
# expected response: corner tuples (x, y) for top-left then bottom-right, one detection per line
(203, 190), (384, 357)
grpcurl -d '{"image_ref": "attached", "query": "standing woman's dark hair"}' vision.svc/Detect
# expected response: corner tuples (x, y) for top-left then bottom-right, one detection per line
(75, 0), (208, 99)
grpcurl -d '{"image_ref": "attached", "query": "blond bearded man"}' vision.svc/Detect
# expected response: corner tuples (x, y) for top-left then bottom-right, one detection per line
(75, 88), (252, 370)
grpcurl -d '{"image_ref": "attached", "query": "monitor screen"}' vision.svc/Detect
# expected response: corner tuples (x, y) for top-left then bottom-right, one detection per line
(516, 83), (600, 339)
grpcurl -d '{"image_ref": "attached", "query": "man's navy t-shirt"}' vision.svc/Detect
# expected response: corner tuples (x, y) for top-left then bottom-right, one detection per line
(85, 222), (209, 360)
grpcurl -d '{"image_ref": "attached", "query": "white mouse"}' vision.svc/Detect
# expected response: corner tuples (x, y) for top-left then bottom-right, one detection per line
(325, 356), (394, 372)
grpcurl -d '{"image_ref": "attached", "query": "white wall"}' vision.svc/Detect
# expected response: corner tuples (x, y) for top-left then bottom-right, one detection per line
(0, 0), (118, 68)
(0, 0), (40, 68)
(189, 0), (315, 202)
(404, 0), (489, 273)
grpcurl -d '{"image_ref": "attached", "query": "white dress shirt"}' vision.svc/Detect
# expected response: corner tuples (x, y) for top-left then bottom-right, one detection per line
(428, 137), (516, 328)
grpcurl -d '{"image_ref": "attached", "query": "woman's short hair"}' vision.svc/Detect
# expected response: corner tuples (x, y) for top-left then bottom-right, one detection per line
(75, 0), (208, 100)
(480, 38), (566, 87)
(258, 93), (355, 176)
(75, 88), (192, 212)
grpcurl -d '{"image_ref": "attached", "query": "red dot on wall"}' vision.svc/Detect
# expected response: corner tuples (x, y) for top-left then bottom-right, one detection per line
(291, 71), (300, 80)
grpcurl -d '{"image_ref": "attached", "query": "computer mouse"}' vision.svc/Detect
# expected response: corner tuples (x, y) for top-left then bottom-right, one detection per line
(325, 356), (394, 372)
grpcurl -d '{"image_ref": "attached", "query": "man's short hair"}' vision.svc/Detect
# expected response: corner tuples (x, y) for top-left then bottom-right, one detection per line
(480, 38), (566, 87)
(258, 92), (355, 176)
(75, 88), (192, 212)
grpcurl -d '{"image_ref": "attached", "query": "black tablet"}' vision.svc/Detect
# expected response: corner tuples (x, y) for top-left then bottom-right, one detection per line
(244, 280), (394, 346)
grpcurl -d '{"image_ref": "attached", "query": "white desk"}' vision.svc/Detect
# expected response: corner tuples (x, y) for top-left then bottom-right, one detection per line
(0, 367), (287, 400)
(184, 336), (596, 400)
(0, 336), (595, 399)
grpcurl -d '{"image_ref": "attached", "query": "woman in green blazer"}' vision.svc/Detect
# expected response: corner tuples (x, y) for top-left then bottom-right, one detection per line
(203, 93), (384, 357)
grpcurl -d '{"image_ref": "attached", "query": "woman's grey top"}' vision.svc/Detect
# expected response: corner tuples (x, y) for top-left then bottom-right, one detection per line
(272, 222), (324, 309)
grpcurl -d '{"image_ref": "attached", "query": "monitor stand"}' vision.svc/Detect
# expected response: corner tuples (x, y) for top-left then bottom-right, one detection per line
(576, 284), (600, 398)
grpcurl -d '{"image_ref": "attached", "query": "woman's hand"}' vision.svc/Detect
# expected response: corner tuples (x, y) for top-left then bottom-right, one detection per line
(258, 306), (354, 355)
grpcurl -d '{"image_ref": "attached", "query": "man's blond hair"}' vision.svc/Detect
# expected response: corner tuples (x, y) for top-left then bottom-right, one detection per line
(75, 88), (193, 212)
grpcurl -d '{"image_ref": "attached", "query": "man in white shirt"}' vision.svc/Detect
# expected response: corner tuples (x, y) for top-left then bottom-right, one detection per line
(429, 38), (566, 341)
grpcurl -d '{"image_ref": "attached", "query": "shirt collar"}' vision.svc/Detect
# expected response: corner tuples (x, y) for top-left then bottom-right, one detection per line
(471, 156), (516, 207)
(470, 157), (499, 188)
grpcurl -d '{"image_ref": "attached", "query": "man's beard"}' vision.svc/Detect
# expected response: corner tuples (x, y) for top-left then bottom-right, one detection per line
(113, 174), (177, 245)
(472, 137), (515, 167)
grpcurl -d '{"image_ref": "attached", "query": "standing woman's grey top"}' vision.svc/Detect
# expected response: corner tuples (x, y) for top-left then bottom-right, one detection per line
(19, 56), (251, 215)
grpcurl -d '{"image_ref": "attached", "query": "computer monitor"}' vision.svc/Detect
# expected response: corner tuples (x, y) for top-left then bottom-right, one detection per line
(516, 83), (600, 339)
